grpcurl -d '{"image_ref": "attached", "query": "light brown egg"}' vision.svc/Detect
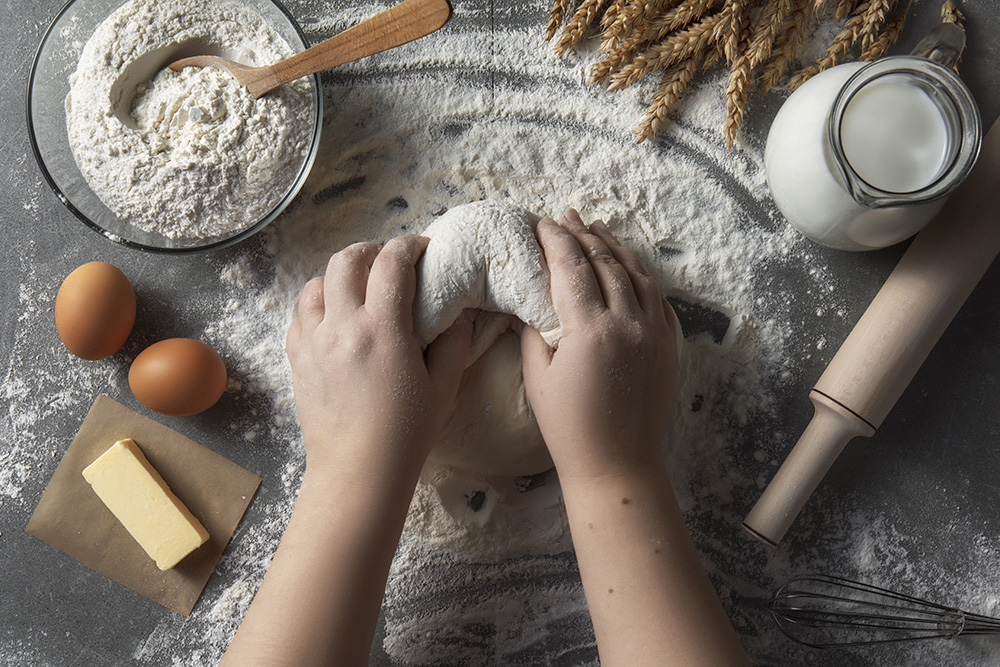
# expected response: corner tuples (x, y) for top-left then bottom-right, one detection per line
(55, 262), (136, 360)
(128, 338), (228, 416)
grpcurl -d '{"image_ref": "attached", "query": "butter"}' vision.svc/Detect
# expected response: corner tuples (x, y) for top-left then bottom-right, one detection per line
(82, 438), (210, 570)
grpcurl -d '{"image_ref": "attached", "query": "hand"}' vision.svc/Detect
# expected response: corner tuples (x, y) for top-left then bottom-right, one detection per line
(521, 210), (680, 483)
(285, 235), (474, 478)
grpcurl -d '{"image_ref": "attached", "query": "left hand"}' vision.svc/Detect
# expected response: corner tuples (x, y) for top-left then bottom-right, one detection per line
(285, 235), (474, 478)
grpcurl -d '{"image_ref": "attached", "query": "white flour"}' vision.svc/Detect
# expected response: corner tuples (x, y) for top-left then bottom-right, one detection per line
(9, 2), (1000, 667)
(65, 0), (314, 239)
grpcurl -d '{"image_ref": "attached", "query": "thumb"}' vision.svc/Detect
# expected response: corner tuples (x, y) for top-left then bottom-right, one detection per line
(425, 309), (475, 395)
(520, 324), (554, 389)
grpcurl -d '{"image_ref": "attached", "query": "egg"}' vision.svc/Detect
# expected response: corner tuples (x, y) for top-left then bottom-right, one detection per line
(129, 338), (228, 416)
(55, 262), (136, 360)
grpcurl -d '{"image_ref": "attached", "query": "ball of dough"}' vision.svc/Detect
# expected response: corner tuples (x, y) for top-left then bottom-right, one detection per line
(413, 200), (560, 477)
(430, 327), (553, 477)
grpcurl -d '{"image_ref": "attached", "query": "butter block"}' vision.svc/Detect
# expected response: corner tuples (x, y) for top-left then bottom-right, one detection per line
(82, 438), (210, 570)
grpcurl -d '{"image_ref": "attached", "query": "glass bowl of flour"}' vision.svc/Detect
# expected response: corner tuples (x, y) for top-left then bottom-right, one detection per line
(28, 0), (322, 253)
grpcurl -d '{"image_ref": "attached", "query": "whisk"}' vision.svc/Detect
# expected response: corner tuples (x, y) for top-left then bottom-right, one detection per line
(770, 574), (1000, 648)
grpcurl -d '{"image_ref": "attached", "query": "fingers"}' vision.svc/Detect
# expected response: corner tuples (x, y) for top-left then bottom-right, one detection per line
(589, 219), (665, 315)
(365, 234), (428, 331)
(297, 276), (326, 329)
(323, 242), (381, 317)
(536, 218), (605, 324)
(559, 210), (641, 313)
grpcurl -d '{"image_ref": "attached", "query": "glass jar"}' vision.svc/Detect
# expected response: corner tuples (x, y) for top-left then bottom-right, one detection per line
(764, 24), (981, 251)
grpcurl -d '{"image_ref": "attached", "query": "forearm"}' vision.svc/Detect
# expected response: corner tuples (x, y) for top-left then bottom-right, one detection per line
(561, 461), (749, 667)
(221, 448), (423, 667)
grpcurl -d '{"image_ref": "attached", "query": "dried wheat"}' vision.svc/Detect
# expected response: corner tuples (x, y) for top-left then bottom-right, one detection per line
(600, 0), (630, 49)
(835, 0), (859, 21)
(724, 0), (791, 146)
(859, 0), (909, 61)
(546, 0), (575, 41)
(857, 0), (895, 52)
(941, 0), (964, 27)
(788, 0), (870, 88)
(608, 12), (721, 89)
(760, 0), (815, 92)
(555, 0), (613, 54)
(634, 57), (701, 141)
(713, 0), (751, 62)
(591, 0), (684, 80)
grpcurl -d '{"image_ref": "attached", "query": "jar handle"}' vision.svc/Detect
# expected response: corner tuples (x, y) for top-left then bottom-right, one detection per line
(910, 22), (965, 69)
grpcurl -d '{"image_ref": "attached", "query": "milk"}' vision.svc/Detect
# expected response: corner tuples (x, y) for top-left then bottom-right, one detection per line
(840, 73), (949, 193)
(764, 54), (980, 252)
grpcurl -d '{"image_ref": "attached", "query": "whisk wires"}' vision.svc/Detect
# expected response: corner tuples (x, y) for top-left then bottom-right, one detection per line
(771, 574), (1000, 648)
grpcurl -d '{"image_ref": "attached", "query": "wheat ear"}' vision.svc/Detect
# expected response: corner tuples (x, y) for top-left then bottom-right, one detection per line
(788, 0), (870, 88)
(634, 57), (701, 142)
(608, 12), (721, 90)
(546, 0), (575, 41)
(941, 0), (964, 27)
(554, 0), (610, 54)
(860, 0), (910, 60)
(857, 0), (895, 52)
(760, 0), (815, 92)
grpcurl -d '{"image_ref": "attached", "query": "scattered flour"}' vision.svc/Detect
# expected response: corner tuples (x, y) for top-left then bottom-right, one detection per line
(65, 0), (315, 239)
(8, 2), (1000, 667)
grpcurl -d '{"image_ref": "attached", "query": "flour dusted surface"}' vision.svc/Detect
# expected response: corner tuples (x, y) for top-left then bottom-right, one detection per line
(65, 0), (314, 239)
(9, 2), (1000, 667)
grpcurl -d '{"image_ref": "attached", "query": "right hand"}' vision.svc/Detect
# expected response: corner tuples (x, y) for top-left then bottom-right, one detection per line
(521, 210), (680, 483)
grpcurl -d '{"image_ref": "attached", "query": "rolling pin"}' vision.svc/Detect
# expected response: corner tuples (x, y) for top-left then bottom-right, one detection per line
(744, 115), (1000, 546)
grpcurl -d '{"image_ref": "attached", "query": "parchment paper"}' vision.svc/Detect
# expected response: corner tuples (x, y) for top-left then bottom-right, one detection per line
(26, 395), (261, 615)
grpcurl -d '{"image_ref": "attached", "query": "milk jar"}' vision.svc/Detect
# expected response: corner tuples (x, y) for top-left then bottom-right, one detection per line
(765, 24), (981, 251)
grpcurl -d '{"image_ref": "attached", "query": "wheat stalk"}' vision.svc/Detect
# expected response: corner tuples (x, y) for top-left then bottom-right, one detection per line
(634, 57), (702, 141)
(760, 0), (814, 92)
(724, 0), (791, 145)
(591, 1), (686, 82)
(600, 0), (631, 49)
(608, 12), (722, 89)
(547, 0), (921, 144)
(857, 0), (895, 52)
(618, 0), (722, 64)
(788, 0), (869, 88)
(941, 0), (964, 27)
(546, 0), (575, 41)
(859, 0), (909, 61)
(835, 0), (858, 21)
(554, 0), (611, 54)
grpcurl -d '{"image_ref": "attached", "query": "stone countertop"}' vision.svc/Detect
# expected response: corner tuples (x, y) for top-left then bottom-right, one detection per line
(3, 1), (1000, 665)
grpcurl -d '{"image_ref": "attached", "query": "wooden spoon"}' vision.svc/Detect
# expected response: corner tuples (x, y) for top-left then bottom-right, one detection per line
(169, 0), (451, 98)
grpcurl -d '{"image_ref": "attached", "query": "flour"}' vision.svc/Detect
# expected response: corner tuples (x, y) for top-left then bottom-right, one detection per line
(65, 0), (315, 239)
(10, 2), (1000, 667)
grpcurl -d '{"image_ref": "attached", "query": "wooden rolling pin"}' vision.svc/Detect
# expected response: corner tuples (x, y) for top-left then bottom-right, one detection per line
(744, 115), (1000, 546)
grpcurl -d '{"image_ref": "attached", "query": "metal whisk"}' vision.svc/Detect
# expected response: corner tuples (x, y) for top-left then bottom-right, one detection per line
(770, 574), (1000, 648)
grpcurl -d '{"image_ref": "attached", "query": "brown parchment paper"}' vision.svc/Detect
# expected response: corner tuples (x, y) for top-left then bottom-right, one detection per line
(26, 395), (261, 616)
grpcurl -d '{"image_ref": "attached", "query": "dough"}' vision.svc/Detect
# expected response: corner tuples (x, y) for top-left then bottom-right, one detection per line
(415, 200), (557, 476)
(429, 327), (553, 477)
(414, 200), (561, 351)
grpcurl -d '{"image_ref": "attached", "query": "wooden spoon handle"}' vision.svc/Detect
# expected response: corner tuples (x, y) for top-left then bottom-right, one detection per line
(251, 0), (451, 96)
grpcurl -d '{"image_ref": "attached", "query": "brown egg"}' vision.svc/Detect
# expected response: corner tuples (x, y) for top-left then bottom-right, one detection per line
(55, 262), (136, 360)
(128, 338), (228, 416)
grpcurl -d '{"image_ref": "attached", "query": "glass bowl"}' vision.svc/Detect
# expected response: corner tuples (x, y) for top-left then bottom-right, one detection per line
(27, 0), (322, 254)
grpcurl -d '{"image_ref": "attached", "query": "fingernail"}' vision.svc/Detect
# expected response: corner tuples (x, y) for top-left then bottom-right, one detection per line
(591, 220), (610, 234)
(563, 208), (583, 225)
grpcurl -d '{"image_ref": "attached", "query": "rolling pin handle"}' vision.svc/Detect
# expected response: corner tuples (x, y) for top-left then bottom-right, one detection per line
(743, 391), (875, 546)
